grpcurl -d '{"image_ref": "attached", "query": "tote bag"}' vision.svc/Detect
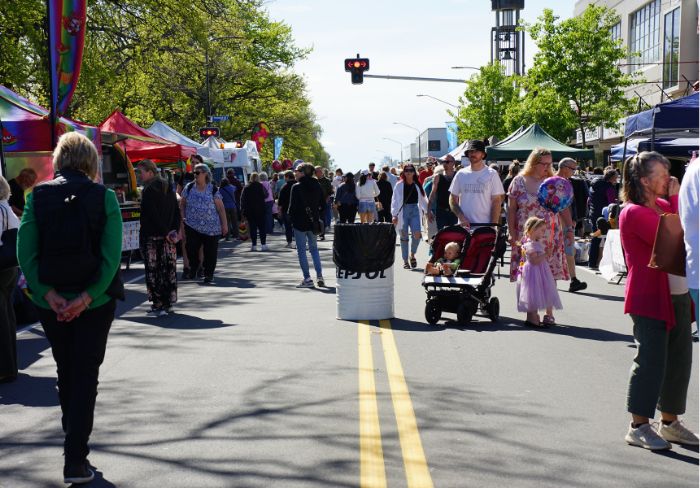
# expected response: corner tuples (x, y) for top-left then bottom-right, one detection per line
(648, 213), (686, 277)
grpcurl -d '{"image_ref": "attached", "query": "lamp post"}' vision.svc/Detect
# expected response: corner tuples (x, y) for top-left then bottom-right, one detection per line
(393, 122), (422, 165)
(382, 137), (404, 163)
(416, 94), (459, 108)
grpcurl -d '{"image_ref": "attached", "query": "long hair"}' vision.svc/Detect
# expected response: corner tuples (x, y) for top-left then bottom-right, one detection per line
(620, 151), (670, 205)
(359, 173), (368, 186)
(400, 164), (425, 196)
(522, 148), (553, 178)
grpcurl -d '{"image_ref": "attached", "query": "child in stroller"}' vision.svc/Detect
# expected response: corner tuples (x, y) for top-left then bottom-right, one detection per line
(425, 242), (461, 276)
(422, 224), (507, 325)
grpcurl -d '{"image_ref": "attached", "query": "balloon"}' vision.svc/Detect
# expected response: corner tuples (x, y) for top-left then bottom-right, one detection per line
(272, 160), (282, 172)
(537, 176), (573, 213)
(283, 159), (293, 169)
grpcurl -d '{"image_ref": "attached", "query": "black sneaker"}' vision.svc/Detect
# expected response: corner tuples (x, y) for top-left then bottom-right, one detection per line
(197, 269), (205, 279)
(202, 276), (214, 284)
(181, 268), (191, 280)
(569, 278), (588, 293)
(64, 461), (95, 484)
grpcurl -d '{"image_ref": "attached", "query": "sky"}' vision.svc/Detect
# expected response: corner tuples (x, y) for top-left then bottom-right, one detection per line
(264, 0), (574, 172)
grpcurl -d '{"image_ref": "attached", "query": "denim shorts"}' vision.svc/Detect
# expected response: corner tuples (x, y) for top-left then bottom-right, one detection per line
(402, 203), (421, 234)
(358, 201), (375, 213)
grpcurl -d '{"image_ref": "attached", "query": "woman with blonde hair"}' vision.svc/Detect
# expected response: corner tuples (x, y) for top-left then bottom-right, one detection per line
(506, 147), (568, 328)
(17, 132), (123, 483)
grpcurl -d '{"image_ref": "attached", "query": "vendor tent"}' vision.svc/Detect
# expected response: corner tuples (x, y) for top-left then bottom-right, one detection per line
(99, 110), (196, 163)
(610, 136), (699, 161)
(147, 121), (203, 149)
(486, 123), (594, 161)
(624, 92), (699, 138)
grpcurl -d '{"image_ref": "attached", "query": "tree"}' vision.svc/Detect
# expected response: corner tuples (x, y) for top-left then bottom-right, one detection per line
(450, 62), (518, 142)
(522, 5), (637, 148)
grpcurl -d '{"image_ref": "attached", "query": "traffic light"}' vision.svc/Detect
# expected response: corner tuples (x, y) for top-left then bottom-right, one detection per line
(199, 127), (220, 139)
(344, 56), (370, 84)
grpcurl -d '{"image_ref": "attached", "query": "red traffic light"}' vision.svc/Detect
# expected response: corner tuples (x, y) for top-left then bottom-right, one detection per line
(344, 56), (370, 85)
(199, 127), (220, 139)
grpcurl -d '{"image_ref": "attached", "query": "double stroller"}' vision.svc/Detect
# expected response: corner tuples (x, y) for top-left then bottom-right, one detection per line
(422, 224), (507, 325)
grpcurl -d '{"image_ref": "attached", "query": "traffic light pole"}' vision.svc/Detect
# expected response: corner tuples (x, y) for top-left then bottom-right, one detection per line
(364, 74), (466, 83)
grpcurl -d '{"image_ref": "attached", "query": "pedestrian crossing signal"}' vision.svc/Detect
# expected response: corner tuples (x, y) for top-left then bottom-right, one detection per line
(344, 56), (370, 85)
(199, 127), (220, 139)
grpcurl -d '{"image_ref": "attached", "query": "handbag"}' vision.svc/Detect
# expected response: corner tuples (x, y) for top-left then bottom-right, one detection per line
(648, 213), (686, 276)
(0, 205), (18, 270)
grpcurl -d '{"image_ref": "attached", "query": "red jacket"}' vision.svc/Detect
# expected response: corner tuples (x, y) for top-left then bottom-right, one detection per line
(619, 196), (678, 330)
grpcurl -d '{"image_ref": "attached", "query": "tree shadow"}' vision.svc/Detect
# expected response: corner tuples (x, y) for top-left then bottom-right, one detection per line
(119, 314), (235, 330)
(0, 373), (58, 407)
(16, 328), (49, 371)
(574, 291), (625, 302)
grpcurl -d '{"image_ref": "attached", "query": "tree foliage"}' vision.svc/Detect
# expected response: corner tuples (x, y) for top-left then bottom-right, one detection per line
(450, 63), (518, 142)
(522, 5), (637, 147)
(0, 0), (330, 164)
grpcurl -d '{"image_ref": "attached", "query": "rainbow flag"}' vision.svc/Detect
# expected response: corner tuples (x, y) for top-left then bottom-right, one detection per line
(48, 0), (87, 116)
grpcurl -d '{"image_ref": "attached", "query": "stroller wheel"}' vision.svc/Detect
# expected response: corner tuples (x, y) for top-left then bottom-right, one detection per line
(486, 297), (500, 323)
(457, 302), (473, 325)
(425, 298), (441, 325)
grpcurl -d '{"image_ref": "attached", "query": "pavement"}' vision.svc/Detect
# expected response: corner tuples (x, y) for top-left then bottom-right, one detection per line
(0, 227), (697, 488)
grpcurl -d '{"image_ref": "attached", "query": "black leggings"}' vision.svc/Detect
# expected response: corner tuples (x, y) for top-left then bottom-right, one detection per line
(185, 225), (219, 278)
(247, 216), (267, 245)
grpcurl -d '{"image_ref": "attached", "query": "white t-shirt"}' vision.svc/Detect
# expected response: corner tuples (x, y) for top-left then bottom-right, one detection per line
(449, 165), (505, 224)
(679, 158), (700, 291)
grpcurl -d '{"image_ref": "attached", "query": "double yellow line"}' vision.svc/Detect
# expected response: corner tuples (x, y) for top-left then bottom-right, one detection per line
(359, 320), (433, 488)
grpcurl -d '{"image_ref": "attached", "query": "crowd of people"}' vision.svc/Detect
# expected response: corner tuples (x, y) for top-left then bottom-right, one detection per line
(0, 132), (698, 484)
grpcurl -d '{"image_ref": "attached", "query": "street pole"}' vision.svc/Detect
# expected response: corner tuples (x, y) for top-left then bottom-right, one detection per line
(382, 137), (404, 164)
(393, 122), (421, 165)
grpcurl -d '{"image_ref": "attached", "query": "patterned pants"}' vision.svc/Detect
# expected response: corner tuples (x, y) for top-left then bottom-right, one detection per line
(143, 237), (177, 309)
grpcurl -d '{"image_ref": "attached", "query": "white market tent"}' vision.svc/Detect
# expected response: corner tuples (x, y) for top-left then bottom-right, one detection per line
(147, 121), (203, 149)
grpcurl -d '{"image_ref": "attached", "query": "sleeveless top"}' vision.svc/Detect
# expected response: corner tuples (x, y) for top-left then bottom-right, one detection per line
(436, 173), (454, 210)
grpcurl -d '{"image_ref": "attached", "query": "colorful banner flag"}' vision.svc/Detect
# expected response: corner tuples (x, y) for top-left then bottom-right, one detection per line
(445, 121), (459, 152)
(273, 136), (283, 160)
(49, 0), (87, 116)
(250, 121), (270, 153)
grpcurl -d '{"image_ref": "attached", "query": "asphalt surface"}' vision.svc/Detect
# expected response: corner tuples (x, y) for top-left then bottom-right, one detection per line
(0, 227), (698, 488)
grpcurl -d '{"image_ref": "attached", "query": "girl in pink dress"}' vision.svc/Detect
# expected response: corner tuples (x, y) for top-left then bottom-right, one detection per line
(516, 217), (562, 328)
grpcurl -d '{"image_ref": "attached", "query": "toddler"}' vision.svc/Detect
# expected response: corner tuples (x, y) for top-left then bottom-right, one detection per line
(425, 242), (461, 276)
(517, 217), (562, 327)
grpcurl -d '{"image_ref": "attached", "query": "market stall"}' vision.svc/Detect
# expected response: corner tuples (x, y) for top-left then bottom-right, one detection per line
(486, 123), (595, 161)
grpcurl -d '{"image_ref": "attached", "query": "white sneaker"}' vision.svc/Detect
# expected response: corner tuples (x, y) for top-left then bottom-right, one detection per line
(146, 307), (160, 316)
(261, 244), (269, 251)
(285, 242), (293, 249)
(625, 422), (672, 450)
(296, 278), (314, 288)
(316, 277), (325, 287)
(658, 420), (699, 445)
(157, 309), (168, 317)
(250, 244), (258, 251)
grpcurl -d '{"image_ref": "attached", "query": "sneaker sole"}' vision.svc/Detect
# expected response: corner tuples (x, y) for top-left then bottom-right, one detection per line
(64, 469), (95, 484)
(625, 437), (672, 450)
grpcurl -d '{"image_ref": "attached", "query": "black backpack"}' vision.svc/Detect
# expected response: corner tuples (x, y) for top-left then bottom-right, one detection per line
(36, 182), (104, 293)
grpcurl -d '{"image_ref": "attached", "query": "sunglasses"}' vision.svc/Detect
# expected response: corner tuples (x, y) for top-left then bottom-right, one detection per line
(404, 169), (416, 173)
(194, 171), (203, 175)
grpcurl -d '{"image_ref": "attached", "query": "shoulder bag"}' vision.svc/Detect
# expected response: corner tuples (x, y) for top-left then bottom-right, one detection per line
(648, 213), (686, 276)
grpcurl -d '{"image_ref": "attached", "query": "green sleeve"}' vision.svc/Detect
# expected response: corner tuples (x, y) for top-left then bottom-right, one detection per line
(86, 190), (122, 300)
(17, 193), (52, 305)
(450, 259), (461, 270)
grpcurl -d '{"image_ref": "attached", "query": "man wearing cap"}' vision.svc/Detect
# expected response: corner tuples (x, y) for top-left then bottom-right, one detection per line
(557, 158), (587, 292)
(448, 140), (505, 227)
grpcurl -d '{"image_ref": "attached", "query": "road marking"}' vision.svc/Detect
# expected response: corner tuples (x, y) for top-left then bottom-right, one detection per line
(379, 319), (434, 488)
(358, 320), (387, 488)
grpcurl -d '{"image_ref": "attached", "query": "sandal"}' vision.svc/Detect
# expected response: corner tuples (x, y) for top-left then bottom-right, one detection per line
(403, 261), (411, 269)
(542, 315), (556, 326)
(524, 320), (548, 329)
(410, 257), (417, 268)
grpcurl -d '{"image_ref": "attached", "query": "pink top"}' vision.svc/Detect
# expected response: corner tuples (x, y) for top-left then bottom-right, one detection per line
(619, 195), (678, 330)
(261, 181), (274, 203)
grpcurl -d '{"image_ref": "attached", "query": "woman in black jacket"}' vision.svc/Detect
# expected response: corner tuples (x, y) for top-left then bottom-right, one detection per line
(376, 172), (393, 222)
(334, 172), (359, 223)
(138, 160), (181, 315)
(240, 172), (268, 251)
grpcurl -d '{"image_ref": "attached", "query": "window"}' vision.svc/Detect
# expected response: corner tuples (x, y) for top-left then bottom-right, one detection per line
(428, 140), (441, 152)
(629, 0), (661, 70)
(663, 7), (681, 88)
(611, 22), (622, 43)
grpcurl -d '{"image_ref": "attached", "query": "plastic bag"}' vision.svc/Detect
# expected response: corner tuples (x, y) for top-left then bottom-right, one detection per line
(333, 223), (396, 273)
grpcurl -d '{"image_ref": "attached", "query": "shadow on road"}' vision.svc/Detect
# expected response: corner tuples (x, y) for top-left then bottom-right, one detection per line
(119, 314), (235, 330)
(573, 291), (625, 302)
(0, 373), (58, 407)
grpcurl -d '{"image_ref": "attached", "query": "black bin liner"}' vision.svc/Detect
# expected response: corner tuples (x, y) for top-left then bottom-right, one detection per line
(333, 223), (396, 273)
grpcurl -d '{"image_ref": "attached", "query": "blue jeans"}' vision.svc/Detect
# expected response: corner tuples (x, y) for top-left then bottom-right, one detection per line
(400, 203), (421, 261)
(294, 229), (323, 280)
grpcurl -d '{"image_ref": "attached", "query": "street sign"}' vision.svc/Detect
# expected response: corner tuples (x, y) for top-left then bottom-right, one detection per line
(209, 115), (230, 122)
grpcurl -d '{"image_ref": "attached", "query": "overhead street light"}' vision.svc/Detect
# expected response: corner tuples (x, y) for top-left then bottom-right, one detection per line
(382, 137), (404, 163)
(416, 94), (458, 108)
(451, 66), (481, 70)
(393, 122), (422, 165)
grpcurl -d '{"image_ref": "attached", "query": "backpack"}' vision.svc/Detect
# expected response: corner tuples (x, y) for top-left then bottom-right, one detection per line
(185, 181), (218, 197)
(37, 183), (103, 292)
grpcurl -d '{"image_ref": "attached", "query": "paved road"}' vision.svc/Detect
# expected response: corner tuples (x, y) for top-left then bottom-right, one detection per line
(1, 229), (697, 487)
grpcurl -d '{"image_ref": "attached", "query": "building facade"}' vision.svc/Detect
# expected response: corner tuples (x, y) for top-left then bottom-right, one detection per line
(573, 0), (699, 160)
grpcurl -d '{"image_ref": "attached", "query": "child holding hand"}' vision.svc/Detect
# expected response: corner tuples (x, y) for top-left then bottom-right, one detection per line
(425, 242), (461, 276)
(517, 217), (562, 328)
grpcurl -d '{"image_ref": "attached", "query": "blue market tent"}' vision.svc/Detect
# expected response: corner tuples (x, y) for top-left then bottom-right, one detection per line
(611, 137), (699, 161)
(624, 92), (698, 138)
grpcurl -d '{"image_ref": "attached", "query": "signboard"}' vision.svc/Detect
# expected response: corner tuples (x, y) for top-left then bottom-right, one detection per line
(121, 205), (141, 251)
(209, 115), (230, 122)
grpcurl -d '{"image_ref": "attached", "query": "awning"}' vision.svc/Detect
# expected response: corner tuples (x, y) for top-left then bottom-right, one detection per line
(486, 123), (594, 161)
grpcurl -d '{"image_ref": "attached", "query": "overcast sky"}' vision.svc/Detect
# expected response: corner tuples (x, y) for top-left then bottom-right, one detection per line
(265, 0), (573, 171)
